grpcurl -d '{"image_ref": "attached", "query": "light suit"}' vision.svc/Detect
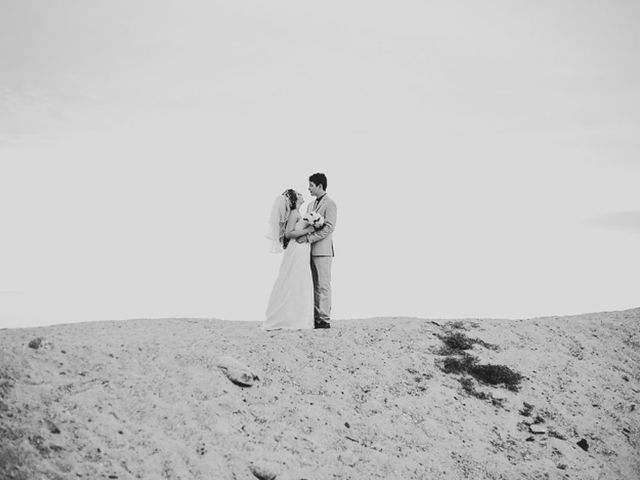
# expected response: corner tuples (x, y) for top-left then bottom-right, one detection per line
(306, 194), (337, 324)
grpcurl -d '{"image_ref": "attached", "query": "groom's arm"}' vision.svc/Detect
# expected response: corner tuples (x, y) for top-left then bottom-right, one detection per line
(306, 201), (337, 244)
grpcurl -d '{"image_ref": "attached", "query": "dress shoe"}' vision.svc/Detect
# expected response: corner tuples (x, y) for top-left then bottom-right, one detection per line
(314, 320), (331, 329)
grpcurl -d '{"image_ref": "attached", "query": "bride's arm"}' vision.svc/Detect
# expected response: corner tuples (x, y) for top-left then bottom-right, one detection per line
(284, 212), (314, 239)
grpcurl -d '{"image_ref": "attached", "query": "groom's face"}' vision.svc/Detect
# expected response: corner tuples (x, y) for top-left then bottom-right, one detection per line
(308, 181), (320, 197)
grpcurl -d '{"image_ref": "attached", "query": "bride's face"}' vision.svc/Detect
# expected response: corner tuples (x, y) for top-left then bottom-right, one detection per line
(295, 192), (305, 208)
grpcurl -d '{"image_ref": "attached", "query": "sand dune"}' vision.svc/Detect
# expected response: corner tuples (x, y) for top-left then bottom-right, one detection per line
(1, 308), (639, 479)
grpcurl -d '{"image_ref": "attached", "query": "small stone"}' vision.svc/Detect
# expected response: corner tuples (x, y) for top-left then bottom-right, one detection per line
(344, 422), (350, 429)
(217, 356), (259, 387)
(249, 463), (278, 480)
(557, 464), (567, 470)
(577, 439), (589, 451)
(196, 441), (207, 456)
(525, 436), (535, 442)
(622, 375), (630, 382)
(28, 338), (43, 349)
(530, 424), (547, 434)
(45, 419), (61, 434)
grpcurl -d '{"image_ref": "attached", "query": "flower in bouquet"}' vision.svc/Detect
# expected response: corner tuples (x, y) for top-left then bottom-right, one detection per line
(302, 211), (325, 229)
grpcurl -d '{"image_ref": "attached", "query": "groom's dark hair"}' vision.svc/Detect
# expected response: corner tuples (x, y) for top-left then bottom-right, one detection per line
(309, 173), (327, 190)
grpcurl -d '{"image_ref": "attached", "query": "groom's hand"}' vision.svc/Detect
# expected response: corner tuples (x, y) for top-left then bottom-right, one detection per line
(296, 234), (309, 244)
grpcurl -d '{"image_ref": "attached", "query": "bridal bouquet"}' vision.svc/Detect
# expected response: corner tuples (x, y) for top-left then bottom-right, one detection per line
(302, 211), (325, 229)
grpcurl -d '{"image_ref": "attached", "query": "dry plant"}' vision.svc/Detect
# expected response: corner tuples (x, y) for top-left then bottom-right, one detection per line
(439, 352), (523, 392)
(437, 331), (498, 355)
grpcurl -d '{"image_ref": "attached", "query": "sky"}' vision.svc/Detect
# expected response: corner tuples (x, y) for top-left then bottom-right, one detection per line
(1, 0), (639, 328)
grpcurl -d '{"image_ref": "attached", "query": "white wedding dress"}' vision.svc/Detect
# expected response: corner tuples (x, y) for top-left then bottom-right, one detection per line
(264, 218), (314, 331)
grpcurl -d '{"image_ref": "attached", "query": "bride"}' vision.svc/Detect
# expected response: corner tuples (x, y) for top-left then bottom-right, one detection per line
(264, 189), (315, 331)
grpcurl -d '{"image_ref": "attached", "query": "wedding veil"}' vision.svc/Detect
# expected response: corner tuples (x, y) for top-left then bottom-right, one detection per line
(265, 194), (290, 253)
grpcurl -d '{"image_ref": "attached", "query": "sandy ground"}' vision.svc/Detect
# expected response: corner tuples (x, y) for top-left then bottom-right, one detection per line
(1, 308), (638, 479)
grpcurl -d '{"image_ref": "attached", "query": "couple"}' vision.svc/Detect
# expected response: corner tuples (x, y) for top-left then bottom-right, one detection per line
(264, 173), (337, 331)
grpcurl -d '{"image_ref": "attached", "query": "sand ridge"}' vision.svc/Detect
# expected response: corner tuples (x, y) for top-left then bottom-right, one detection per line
(1, 308), (639, 479)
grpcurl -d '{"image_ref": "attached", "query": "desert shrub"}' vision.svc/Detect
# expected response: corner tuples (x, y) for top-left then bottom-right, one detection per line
(439, 354), (523, 392)
(442, 332), (475, 350)
(519, 402), (534, 417)
(468, 364), (523, 392)
(532, 414), (545, 424)
(438, 332), (498, 355)
(449, 321), (468, 330)
(440, 353), (478, 374)
(459, 377), (488, 399)
(458, 377), (506, 407)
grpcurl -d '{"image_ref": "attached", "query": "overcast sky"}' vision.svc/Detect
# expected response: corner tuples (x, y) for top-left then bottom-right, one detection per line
(1, 0), (639, 328)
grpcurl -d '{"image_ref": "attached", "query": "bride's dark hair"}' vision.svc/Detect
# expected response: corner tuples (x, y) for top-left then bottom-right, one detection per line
(281, 189), (297, 249)
(283, 189), (297, 210)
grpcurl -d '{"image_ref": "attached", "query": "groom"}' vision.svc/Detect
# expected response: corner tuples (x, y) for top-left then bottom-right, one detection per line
(298, 172), (337, 329)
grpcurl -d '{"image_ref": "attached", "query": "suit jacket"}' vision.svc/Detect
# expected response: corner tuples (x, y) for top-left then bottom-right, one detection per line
(307, 194), (337, 257)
